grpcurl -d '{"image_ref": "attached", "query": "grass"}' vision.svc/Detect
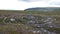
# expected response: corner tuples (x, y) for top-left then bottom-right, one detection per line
(0, 24), (34, 34)
(44, 25), (60, 34)
(0, 10), (60, 15)
(0, 10), (60, 34)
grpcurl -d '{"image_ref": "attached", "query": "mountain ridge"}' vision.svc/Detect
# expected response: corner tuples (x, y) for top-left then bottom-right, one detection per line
(24, 7), (60, 12)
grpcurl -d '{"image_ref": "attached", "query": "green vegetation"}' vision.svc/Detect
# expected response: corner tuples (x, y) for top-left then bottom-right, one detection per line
(0, 10), (60, 34)
(0, 24), (34, 34)
(44, 25), (60, 34)
(0, 10), (60, 15)
(45, 27), (60, 34)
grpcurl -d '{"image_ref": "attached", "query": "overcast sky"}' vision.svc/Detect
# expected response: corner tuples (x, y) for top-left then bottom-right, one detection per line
(0, 0), (60, 10)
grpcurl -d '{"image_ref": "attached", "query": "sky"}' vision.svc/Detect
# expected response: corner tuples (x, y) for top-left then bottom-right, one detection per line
(0, 0), (60, 10)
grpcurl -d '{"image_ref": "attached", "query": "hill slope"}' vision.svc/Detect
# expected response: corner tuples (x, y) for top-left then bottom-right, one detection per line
(24, 7), (60, 11)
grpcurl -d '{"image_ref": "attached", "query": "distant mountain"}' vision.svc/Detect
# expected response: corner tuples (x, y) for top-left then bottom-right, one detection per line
(24, 7), (60, 12)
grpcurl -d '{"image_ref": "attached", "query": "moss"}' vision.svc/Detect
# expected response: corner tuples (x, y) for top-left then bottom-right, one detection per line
(45, 27), (60, 34)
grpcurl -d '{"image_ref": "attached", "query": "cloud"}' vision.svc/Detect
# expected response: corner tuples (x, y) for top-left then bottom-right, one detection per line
(21, 0), (50, 2)
(0, 0), (60, 10)
(50, 2), (60, 5)
(22, 0), (49, 1)
(48, 0), (60, 5)
(0, 0), (49, 10)
(0, 0), (28, 10)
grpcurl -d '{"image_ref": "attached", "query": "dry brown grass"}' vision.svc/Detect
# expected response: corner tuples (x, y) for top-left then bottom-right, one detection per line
(0, 10), (60, 15)
(0, 23), (35, 34)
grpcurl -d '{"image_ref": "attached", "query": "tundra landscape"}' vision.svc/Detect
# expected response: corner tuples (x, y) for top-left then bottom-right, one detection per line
(0, 10), (60, 34)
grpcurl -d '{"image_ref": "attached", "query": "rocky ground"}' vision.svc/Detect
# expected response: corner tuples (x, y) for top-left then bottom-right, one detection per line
(0, 14), (60, 34)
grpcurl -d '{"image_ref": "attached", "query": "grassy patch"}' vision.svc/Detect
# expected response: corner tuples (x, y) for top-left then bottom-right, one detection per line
(44, 27), (60, 34)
